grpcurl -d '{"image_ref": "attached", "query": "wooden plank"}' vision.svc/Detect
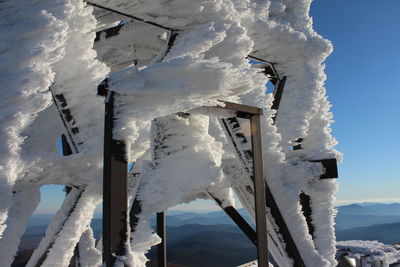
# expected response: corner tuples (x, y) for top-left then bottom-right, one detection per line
(250, 114), (268, 267)
(103, 91), (128, 266)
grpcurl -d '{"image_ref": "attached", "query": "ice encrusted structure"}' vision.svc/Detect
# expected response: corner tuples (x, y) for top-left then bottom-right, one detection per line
(0, 0), (109, 266)
(337, 241), (400, 266)
(0, 0), (341, 266)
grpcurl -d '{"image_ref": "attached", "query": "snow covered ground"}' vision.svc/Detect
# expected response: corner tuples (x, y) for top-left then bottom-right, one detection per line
(337, 241), (400, 267)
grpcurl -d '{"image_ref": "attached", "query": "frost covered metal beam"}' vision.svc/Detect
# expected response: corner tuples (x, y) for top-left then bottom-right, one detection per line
(219, 101), (263, 117)
(27, 104), (86, 266)
(249, 113), (269, 267)
(221, 116), (305, 267)
(102, 90), (129, 266)
(86, 1), (177, 31)
(271, 76), (287, 123)
(28, 187), (85, 267)
(92, 20), (280, 78)
(50, 89), (80, 153)
(214, 103), (269, 266)
(94, 20), (171, 71)
(156, 212), (167, 267)
(211, 194), (257, 246)
(312, 158), (338, 179)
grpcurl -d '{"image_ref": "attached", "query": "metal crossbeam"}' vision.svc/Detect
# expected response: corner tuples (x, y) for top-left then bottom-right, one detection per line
(210, 194), (257, 246)
(221, 117), (306, 267)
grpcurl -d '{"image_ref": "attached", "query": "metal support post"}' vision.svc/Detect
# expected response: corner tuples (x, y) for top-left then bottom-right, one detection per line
(250, 114), (268, 267)
(103, 90), (129, 266)
(156, 212), (167, 267)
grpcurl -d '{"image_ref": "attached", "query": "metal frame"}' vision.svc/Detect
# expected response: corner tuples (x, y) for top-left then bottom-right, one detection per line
(95, 18), (338, 266)
(101, 85), (269, 266)
(221, 102), (269, 267)
(16, 4), (340, 266)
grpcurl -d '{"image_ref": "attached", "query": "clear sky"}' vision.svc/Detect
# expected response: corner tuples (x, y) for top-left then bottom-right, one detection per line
(35, 0), (400, 214)
(311, 0), (400, 204)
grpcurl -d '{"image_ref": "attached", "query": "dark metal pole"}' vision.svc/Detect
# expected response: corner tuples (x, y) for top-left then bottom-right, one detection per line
(299, 192), (314, 238)
(271, 76), (287, 124)
(156, 212), (167, 267)
(210, 194), (257, 246)
(103, 91), (129, 266)
(250, 114), (268, 267)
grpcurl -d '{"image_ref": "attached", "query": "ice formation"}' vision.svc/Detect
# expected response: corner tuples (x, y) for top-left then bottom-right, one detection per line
(0, 0), (343, 266)
(337, 241), (400, 266)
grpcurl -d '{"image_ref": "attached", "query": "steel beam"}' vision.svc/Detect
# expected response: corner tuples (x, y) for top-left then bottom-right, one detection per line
(299, 192), (314, 238)
(103, 91), (129, 266)
(221, 111), (305, 267)
(250, 114), (268, 267)
(220, 101), (263, 116)
(156, 212), (167, 267)
(271, 76), (287, 123)
(211, 194), (257, 246)
(311, 158), (338, 179)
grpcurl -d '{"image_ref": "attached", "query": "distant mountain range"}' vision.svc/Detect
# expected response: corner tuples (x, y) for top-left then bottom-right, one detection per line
(147, 224), (256, 267)
(336, 221), (400, 244)
(337, 203), (400, 216)
(336, 203), (400, 244)
(13, 202), (400, 266)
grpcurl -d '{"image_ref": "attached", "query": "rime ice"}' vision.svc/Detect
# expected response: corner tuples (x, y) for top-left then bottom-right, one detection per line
(0, 0), (342, 267)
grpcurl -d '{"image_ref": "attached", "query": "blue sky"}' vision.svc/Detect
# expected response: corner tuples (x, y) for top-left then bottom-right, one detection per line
(36, 0), (400, 213)
(311, 0), (400, 204)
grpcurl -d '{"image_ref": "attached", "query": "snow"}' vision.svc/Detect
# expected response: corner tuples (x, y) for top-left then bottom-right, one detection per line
(0, 0), (345, 266)
(126, 114), (233, 266)
(0, 0), (68, 237)
(337, 241), (400, 266)
(0, 0), (108, 265)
